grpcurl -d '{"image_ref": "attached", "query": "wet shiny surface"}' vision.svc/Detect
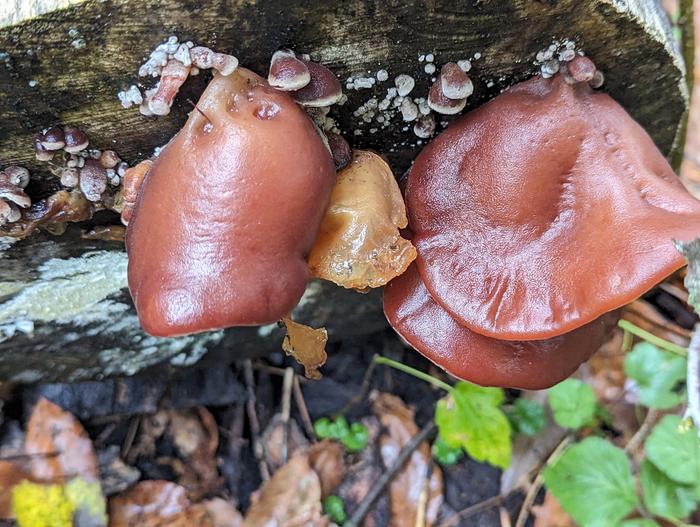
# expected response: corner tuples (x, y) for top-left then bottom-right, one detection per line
(308, 150), (416, 290)
(406, 74), (700, 341)
(384, 265), (620, 389)
(127, 68), (335, 336)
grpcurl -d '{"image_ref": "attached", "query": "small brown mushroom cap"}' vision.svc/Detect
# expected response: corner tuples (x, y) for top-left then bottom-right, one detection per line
(63, 126), (90, 153)
(0, 182), (30, 208)
(440, 62), (473, 100)
(427, 78), (467, 115)
(291, 60), (342, 107)
(79, 159), (108, 202)
(308, 150), (417, 290)
(268, 49), (311, 91)
(406, 71), (700, 341)
(40, 126), (65, 151)
(2, 166), (30, 188)
(33, 133), (53, 161)
(384, 265), (620, 389)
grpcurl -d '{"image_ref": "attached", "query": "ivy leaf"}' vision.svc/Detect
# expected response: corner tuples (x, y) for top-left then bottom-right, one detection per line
(543, 437), (639, 527)
(640, 459), (697, 520)
(624, 342), (686, 409)
(675, 237), (700, 314)
(505, 398), (547, 437)
(645, 415), (699, 485)
(548, 379), (597, 429)
(435, 381), (511, 468)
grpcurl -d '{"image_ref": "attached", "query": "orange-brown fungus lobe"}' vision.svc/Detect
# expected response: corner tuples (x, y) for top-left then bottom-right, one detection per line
(384, 265), (620, 390)
(308, 150), (416, 290)
(406, 69), (700, 341)
(126, 68), (335, 336)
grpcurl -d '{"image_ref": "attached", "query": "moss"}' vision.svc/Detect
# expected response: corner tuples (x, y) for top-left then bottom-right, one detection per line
(12, 481), (75, 527)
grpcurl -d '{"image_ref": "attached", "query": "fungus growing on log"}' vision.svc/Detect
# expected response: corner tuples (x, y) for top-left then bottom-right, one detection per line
(384, 265), (620, 389)
(308, 150), (416, 290)
(126, 68), (336, 337)
(385, 56), (700, 388)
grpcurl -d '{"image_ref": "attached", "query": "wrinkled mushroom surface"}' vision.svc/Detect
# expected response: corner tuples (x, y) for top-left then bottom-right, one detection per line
(308, 150), (416, 290)
(127, 68), (336, 336)
(384, 265), (620, 389)
(406, 73), (700, 341)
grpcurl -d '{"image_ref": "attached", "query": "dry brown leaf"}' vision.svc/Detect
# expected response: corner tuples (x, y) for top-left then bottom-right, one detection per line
(0, 459), (33, 519)
(195, 497), (243, 527)
(167, 408), (222, 500)
(623, 300), (691, 347)
(307, 439), (346, 498)
(371, 392), (443, 527)
(260, 414), (309, 472)
(25, 398), (99, 483)
(308, 149), (417, 290)
(242, 452), (329, 527)
(532, 492), (576, 527)
(282, 317), (328, 379)
(109, 480), (212, 527)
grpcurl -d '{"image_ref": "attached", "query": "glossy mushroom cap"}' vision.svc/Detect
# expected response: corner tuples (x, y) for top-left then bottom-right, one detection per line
(126, 68), (336, 337)
(384, 265), (620, 390)
(406, 71), (700, 341)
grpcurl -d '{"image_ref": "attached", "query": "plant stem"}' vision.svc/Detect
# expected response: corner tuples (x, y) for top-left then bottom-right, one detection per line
(373, 355), (454, 393)
(617, 319), (688, 356)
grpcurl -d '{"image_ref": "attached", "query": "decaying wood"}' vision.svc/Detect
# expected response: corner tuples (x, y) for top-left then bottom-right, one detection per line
(0, 0), (692, 383)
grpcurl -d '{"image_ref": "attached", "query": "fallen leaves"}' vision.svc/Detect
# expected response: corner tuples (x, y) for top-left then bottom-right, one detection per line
(282, 317), (328, 379)
(371, 392), (443, 527)
(25, 398), (99, 483)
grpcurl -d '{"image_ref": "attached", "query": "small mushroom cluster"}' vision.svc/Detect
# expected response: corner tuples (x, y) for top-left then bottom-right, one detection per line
(384, 55), (700, 389)
(268, 49), (342, 107)
(427, 62), (474, 115)
(119, 35), (239, 116)
(33, 125), (127, 204)
(0, 166), (30, 226)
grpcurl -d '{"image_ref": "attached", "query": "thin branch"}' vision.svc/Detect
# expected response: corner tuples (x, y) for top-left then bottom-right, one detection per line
(618, 319), (688, 356)
(686, 323), (700, 439)
(336, 356), (378, 417)
(514, 436), (573, 527)
(279, 367), (294, 466)
(292, 375), (316, 441)
(625, 408), (659, 455)
(243, 359), (271, 481)
(344, 420), (437, 527)
(438, 494), (507, 527)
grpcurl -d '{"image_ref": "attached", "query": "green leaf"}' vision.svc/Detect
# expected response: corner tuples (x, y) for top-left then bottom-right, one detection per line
(548, 379), (597, 429)
(624, 342), (686, 409)
(506, 398), (547, 437)
(323, 495), (347, 524)
(640, 459), (697, 520)
(543, 437), (639, 527)
(675, 237), (700, 314)
(435, 381), (511, 468)
(645, 415), (699, 485)
(432, 436), (464, 466)
(314, 417), (332, 439)
(341, 422), (369, 453)
(619, 521), (661, 527)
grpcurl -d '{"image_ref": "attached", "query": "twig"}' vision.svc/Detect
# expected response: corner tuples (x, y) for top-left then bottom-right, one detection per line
(514, 436), (573, 527)
(243, 359), (271, 481)
(618, 319), (688, 356)
(251, 361), (308, 383)
(345, 420), (437, 527)
(293, 375), (316, 440)
(625, 408), (659, 455)
(121, 415), (141, 463)
(686, 323), (700, 438)
(414, 462), (433, 527)
(279, 367), (294, 466)
(336, 356), (378, 417)
(438, 494), (507, 527)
